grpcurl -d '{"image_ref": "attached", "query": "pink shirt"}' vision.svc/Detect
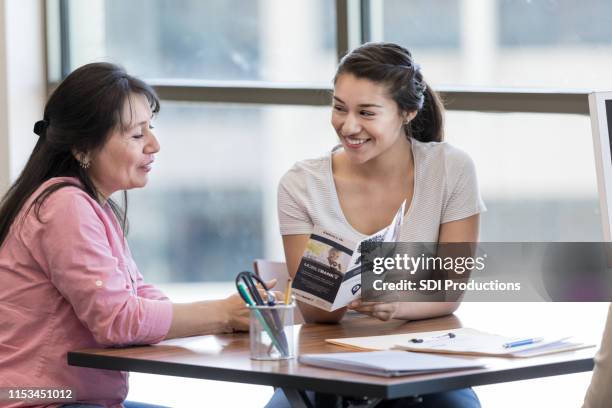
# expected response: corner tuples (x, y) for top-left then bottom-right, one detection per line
(0, 177), (173, 408)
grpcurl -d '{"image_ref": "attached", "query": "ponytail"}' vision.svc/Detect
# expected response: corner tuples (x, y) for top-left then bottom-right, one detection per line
(407, 83), (444, 143)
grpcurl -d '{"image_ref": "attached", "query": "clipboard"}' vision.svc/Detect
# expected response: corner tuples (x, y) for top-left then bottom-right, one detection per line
(327, 328), (594, 358)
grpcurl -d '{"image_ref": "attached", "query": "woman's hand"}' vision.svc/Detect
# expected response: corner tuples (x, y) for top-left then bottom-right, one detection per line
(221, 279), (280, 332)
(220, 292), (251, 332)
(348, 300), (461, 322)
(347, 300), (401, 322)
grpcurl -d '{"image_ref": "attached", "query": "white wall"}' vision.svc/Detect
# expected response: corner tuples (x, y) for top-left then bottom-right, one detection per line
(0, 0), (47, 195)
(0, 2), (9, 194)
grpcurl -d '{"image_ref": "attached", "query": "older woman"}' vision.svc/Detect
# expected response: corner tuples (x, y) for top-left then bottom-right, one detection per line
(0, 63), (265, 408)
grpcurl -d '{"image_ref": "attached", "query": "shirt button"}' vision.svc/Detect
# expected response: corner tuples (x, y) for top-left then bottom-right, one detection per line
(95, 280), (103, 287)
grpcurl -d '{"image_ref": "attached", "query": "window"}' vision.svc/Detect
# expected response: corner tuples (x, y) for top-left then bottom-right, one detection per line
(128, 103), (334, 282)
(65, 0), (337, 83)
(446, 111), (601, 241)
(380, 0), (612, 88)
(47, 0), (604, 285)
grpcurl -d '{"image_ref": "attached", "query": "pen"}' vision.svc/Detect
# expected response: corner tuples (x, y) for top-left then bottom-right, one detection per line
(410, 332), (456, 343)
(235, 271), (289, 356)
(237, 281), (287, 356)
(249, 276), (288, 350)
(284, 278), (292, 305)
(503, 337), (544, 348)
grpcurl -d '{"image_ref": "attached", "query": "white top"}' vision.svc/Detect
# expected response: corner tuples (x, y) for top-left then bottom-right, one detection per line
(277, 139), (486, 243)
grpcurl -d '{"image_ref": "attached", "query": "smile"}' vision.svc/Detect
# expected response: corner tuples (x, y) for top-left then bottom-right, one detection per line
(344, 136), (371, 148)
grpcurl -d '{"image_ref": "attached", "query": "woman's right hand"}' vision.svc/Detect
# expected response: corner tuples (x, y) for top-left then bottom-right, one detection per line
(220, 292), (251, 332)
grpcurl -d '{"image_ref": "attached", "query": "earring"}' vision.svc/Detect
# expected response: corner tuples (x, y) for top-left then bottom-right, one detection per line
(78, 153), (91, 169)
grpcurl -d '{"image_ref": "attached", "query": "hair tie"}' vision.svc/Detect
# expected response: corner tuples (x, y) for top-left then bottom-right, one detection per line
(33, 119), (49, 136)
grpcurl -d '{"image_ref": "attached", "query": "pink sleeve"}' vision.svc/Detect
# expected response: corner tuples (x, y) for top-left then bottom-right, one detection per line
(26, 189), (173, 346)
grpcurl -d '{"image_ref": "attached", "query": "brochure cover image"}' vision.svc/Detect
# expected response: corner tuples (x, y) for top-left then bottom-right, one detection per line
(292, 200), (406, 311)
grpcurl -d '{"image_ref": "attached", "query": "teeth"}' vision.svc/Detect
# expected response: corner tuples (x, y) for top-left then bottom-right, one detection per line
(346, 137), (369, 145)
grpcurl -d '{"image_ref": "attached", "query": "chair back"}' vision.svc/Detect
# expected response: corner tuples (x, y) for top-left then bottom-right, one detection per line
(253, 259), (304, 324)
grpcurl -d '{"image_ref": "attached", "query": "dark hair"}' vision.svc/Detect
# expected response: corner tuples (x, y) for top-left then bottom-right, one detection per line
(0, 62), (160, 247)
(334, 42), (444, 143)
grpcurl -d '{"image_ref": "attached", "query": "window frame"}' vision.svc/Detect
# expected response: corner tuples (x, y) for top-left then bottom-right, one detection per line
(46, 0), (591, 115)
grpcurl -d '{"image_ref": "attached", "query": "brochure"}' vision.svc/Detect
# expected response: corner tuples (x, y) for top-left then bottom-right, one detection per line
(292, 200), (406, 311)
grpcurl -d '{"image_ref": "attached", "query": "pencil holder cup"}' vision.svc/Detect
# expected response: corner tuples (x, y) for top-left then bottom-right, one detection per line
(248, 303), (296, 360)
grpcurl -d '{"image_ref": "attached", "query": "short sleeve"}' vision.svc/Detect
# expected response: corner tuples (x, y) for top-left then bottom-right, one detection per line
(277, 170), (314, 236)
(442, 153), (487, 224)
(26, 189), (172, 346)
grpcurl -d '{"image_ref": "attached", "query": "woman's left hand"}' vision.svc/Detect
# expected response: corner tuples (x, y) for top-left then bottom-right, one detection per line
(347, 300), (401, 321)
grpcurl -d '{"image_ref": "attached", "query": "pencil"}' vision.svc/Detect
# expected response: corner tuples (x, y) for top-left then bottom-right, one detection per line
(284, 278), (292, 305)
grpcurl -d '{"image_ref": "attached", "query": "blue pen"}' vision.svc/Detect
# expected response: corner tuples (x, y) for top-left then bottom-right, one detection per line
(503, 337), (544, 348)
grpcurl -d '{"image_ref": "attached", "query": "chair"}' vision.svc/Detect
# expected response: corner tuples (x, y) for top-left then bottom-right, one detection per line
(253, 259), (305, 324)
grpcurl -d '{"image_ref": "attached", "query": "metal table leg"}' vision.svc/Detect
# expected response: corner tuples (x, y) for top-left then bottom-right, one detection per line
(281, 388), (314, 408)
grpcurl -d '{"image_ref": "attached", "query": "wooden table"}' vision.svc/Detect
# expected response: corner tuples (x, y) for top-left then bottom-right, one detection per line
(67, 311), (597, 407)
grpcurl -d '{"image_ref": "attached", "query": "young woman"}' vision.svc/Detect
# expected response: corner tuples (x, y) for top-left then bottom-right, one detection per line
(274, 42), (486, 407)
(0, 63), (274, 408)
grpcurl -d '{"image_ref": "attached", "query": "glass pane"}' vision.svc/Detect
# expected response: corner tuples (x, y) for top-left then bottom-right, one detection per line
(380, 0), (612, 88)
(128, 103), (602, 284)
(446, 110), (602, 241)
(127, 103), (335, 283)
(66, 0), (336, 83)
